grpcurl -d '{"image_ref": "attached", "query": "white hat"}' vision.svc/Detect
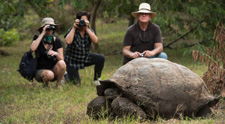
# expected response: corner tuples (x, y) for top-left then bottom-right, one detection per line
(40, 17), (57, 27)
(131, 3), (157, 19)
(38, 17), (57, 32)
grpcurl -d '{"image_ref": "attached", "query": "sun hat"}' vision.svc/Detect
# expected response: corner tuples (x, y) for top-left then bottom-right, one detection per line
(38, 17), (57, 32)
(131, 3), (157, 19)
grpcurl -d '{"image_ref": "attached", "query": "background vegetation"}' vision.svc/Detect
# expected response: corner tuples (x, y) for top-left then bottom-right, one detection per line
(0, 0), (225, 123)
(1, 0), (225, 47)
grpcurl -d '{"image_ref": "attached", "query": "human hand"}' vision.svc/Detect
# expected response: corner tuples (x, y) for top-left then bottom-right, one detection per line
(131, 52), (141, 58)
(42, 24), (50, 34)
(142, 50), (156, 58)
(47, 50), (59, 56)
(73, 19), (79, 28)
(85, 20), (89, 29)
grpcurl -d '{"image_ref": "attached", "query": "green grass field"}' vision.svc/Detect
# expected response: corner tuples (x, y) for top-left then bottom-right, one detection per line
(0, 19), (224, 124)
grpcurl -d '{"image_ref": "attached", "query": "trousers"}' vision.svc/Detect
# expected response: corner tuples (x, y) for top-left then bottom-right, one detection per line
(65, 53), (105, 85)
(150, 52), (168, 59)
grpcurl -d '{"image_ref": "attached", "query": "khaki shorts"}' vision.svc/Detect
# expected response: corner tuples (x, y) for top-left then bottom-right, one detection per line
(35, 69), (57, 82)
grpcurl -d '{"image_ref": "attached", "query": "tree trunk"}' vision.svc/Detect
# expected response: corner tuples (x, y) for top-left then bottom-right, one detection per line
(90, 0), (102, 34)
(128, 0), (135, 26)
(90, 0), (102, 50)
(128, 15), (135, 26)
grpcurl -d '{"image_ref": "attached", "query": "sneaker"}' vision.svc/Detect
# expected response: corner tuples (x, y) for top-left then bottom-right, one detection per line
(93, 80), (100, 85)
(61, 71), (67, 85)
(56, 84), (63, 90)
(61, 75), (66, 85)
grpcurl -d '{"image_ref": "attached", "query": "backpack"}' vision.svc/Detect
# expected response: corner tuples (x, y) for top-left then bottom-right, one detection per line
(18, 51), (37, 81)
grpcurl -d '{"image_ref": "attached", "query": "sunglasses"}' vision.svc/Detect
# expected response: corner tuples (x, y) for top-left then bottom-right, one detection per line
(139, 31), (151, 42)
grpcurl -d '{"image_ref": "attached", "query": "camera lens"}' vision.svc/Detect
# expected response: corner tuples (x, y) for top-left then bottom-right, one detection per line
(78, 19), (86, 26)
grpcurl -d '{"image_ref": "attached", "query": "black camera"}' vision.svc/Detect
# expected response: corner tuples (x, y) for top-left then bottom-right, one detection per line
(45, 50), (57, 61)
(77, 19), (86, 27)
(46, 25), (55, 31)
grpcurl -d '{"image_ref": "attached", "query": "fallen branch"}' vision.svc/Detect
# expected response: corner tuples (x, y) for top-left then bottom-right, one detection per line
(164, 27), (196, 49)
(183, 41), (204, 48)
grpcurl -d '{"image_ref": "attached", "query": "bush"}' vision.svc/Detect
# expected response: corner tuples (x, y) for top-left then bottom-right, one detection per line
(0, 28), (20, 46)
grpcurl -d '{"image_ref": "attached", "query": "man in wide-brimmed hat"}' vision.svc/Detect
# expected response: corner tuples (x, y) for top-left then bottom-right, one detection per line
(123, 3), (167, 64)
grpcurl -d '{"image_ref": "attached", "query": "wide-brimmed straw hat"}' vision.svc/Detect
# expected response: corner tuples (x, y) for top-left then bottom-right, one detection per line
(131, 3), (157, 19)
(38, 17), (57, 32)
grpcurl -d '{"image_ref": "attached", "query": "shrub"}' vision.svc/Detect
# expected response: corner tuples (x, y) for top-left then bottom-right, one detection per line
(0, 28), (20, 46)
(192, 22), (225, 97)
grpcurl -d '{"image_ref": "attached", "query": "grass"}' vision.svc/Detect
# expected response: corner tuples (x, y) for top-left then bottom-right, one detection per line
(0, 19), (224, 124)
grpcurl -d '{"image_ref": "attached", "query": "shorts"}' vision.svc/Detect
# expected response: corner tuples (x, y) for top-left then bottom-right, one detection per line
(35, 68), (57, 82)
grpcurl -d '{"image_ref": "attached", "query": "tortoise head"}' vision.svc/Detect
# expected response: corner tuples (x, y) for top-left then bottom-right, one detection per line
(96, 79), (118, 96)
(104, 88), (121, 100)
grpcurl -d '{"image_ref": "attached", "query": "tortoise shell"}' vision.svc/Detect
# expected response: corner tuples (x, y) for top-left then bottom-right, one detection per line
(98, 58), (215, 118)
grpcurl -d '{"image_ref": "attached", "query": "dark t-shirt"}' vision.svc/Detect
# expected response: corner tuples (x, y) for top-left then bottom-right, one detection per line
(123, 22), (163, 64)
(33, 35), (63, 69)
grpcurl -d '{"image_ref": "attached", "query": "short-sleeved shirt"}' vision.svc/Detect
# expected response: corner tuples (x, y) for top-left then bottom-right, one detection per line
(123, 21), (163, 64)
(64, 28), (94, 69)
(33, 35), (63, 69)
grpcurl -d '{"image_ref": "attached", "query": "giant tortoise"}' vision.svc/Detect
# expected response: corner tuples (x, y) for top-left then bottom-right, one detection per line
(87, 58), (219, 120)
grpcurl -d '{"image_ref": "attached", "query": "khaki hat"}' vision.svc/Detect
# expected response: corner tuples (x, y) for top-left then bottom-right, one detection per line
(38, 17), (57, 32)
(131, 3), (157, 19)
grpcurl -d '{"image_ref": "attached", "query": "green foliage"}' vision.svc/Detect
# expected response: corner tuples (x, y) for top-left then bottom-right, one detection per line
(152, 0), (225, 47)
(0, 0), (25, 30)
(0, 28), (20, 46)
(1, 0), (225, 49)
(192, 23), (225, 96)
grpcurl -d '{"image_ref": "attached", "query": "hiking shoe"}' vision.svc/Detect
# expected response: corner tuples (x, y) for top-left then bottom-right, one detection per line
(61, 75), (66, 85)
(93, 80), (100, 85)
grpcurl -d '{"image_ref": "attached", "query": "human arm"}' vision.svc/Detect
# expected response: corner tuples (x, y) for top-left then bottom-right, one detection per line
(47, 47), (64, 60)
(123, 46), (141, 59)
(85, 20), (98, 44)
(30, 25), (49, 51)
(65, 19), (79, 45)
(47, 37), (64, 60)
(123, 25), (141, 58)
(142, 43), (163, 57)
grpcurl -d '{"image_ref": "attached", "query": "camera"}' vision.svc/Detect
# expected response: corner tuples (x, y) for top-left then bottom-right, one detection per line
(77, 19), (86, 27)
(45, 50), (57, 61)
(140, 53), (144, 57)
(46, 25), (55, 31)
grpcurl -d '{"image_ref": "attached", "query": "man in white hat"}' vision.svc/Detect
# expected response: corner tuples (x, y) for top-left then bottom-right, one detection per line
(123, 3), (167, 64)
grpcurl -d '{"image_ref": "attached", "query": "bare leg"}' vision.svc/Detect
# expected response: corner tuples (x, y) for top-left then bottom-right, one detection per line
(53, 60), (66, 85)
(41, 70), (55, 86)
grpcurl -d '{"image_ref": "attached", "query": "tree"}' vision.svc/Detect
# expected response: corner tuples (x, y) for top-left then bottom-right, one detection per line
(90, 0), (102, 34)
(1, 0), (225, 50)
(151, 0), (225, 48)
